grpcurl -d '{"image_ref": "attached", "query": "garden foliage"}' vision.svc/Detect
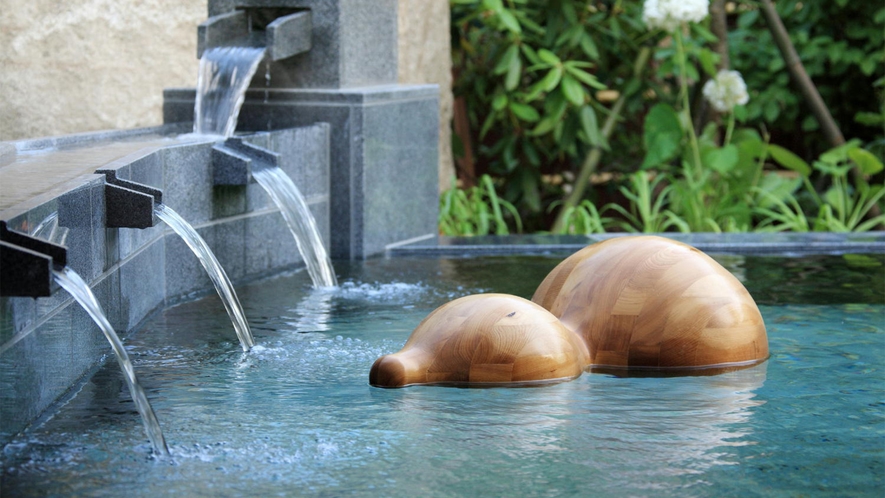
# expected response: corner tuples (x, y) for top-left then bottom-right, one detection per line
(443, 0), (884, 234)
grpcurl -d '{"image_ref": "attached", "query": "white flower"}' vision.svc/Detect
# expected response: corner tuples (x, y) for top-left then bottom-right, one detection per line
(643, 0), (710, 32)
(702, 70), (750, 112)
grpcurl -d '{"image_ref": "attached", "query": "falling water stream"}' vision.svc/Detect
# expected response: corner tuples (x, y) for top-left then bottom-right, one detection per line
(194, 47), (266, 137)
(192, 47), (337, 289)
(52, 267), (169, 457)
(252, 166), (338, 288)
(155, 203), (255, 351)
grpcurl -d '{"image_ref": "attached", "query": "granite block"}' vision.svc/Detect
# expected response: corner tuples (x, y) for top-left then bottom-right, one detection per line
(211, 217), (247, 283)
(233, 86), (438, 258)
(213, 185), (249, 218)
(127, 150), (165, 191)
(212, 145), (253, 186)
(268, 123), (330, 199)
(246, 181), (274, 212)
(357, 95), (439, 256)
(93, 268), (123, 333)
(205, 0), (397, 89)
(245, 210), (301, 274)
(116, 224), (164, 261)
(0, 296), (36, 345)
(267, 10), (312, 61)
(163, 224), (214, 299)
(119, 239), (165, 331)
(162, 142), (214, 224)
(57, 178), (105, 280)
(197, 10), (250, 59)
(0, 304), (73, 443)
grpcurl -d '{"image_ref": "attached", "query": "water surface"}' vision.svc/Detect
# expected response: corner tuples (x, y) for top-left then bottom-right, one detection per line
(2, 254), (882, 497)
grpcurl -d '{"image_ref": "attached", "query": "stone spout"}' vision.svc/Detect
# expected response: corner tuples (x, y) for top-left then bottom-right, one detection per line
(212, 138), (281, 185)
(197, 9), (311, 61)
(0, 221), (67, 298)
(95, 171), (163, 229)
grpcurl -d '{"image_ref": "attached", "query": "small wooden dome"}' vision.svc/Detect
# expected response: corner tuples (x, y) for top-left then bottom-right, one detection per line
(532, 236), (768, 373)
(369, 294), (589, 387)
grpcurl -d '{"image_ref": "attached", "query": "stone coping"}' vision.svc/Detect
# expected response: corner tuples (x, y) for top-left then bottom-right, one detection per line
(386, 232), (885, 257)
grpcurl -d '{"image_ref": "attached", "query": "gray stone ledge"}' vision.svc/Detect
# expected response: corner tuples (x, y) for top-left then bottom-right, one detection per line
(388, 233), (885, 257)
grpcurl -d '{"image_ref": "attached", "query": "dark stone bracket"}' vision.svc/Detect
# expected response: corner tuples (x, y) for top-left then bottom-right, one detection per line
(197, 8), (311, 61)
(0, 220), (67, 298)
(212, 137), (281, 185)
(95, 170), (164, 229)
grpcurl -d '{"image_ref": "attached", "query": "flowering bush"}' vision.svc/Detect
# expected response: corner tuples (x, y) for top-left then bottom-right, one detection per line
(642, 0), (709, 32)
(702, 70), (750, 113)
(448, 0), (883, 235)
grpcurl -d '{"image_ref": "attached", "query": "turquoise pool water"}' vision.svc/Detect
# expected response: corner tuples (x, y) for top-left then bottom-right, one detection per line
(1, 254), (883, 496)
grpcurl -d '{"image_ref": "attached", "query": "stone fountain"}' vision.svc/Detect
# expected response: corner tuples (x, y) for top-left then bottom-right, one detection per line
(0, 0), (438, 446)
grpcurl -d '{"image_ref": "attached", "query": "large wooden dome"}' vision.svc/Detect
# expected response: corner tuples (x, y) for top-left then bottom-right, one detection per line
(532, 236), (768, 373)
(370, 236), (769, 387)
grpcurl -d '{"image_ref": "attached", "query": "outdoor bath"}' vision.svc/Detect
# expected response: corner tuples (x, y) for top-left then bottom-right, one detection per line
(1, 247), (883, 496)
(1, 0), (883, 495)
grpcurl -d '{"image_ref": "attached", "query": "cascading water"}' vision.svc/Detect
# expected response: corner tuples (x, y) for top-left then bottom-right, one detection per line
(30, 212), (68, 246)
(51, 266), (169, 457)
(193, 47), (337, 289)
(194, 47), (266, 137)
(252, 166), (338, 288)
(155, 203), (255, 351)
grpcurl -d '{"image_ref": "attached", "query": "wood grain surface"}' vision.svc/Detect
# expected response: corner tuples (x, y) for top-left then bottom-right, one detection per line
(533, 236), (768, 371)
(369, 294), (589, 387)
(370, 236), (769, 387)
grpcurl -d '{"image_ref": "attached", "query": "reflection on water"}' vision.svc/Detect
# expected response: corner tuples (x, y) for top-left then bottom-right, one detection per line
(1, 255), (883, 497)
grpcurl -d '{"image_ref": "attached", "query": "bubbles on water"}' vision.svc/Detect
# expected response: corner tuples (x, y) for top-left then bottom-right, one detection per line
(336, 281), (429, 303)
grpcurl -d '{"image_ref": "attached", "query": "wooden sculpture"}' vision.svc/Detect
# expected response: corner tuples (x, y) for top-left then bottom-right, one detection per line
(369, 294), (589, 387)
(370, 236), (768, 387)
(532, 236), (768, 372)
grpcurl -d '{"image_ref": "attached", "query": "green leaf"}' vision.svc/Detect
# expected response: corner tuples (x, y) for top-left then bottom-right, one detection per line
(498, 9), (521, 33)
(530, 66), (562, 98)
(848, 148), (885, 175)
(580, 106), (607, 149)
(537, 49), (561, 65)
(755, 172), (802, 209)
(530, 116), (556, 136)
(698, 48), (718, 78)
(691, 23), (719, 43)
(565, 65), (606, 89)
(492, 94), (508, 111)
(767, 144), (811, 176)
(641, 103), (682, 169)
(493, 44), (519, 75)
(509, 102), (540, 122)
(580, 33), (599, 60)
(703, 144), (739, 174)
(819, 139), (862, 165)
(560, 75), (585, 106)
(505, 53), (522, 90)
(843, 254), (883, 268)
(854, 111), (884, 126)
(520, 44), (541, 66)
(735, 137), (765, 175)
(479, 112), (496, 139)
(546, 92), (568, 123)
(813, 160), (851, 177)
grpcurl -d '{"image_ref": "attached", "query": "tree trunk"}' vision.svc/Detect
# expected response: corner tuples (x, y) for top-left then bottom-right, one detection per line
(758, 0), (844, 147)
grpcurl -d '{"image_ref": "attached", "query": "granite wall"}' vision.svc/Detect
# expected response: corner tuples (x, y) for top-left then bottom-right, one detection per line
(0, 124), (331, 445)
